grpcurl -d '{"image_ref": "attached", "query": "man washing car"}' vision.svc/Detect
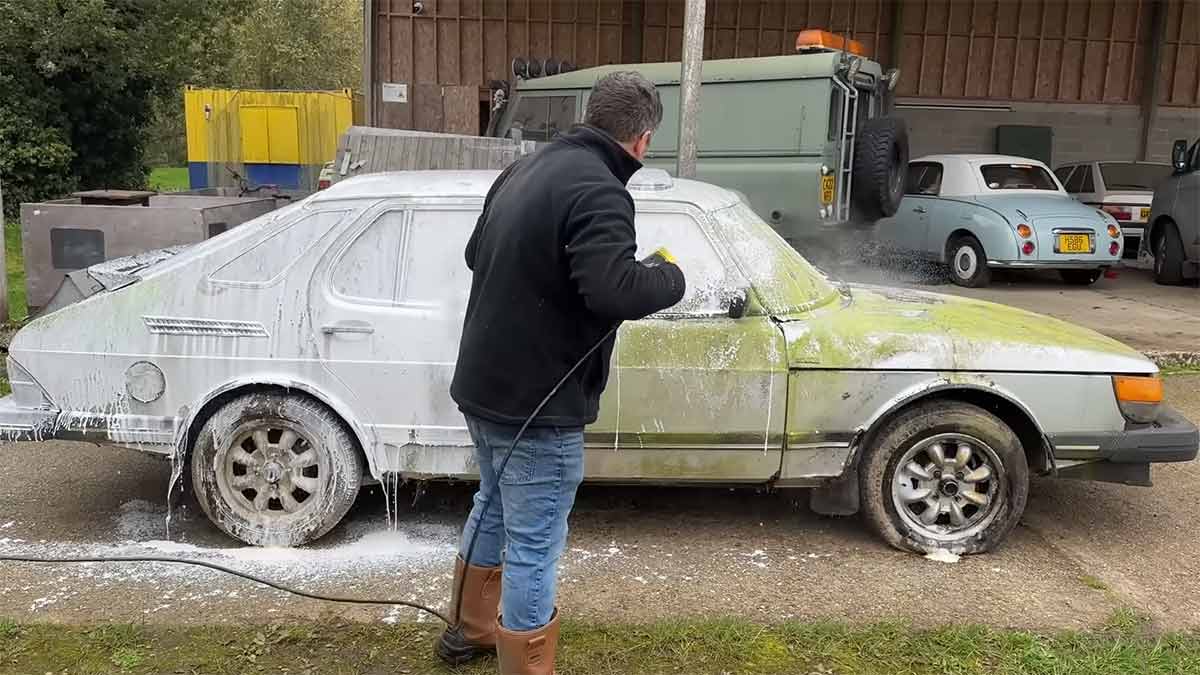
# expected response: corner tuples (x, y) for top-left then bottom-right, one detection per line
(436, 71), (686, 674)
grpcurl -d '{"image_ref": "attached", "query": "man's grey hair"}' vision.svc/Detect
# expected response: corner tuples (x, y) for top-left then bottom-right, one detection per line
(584, 71), (663, 144)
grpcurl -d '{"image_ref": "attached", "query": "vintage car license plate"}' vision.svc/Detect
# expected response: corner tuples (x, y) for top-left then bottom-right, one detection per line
(1140, 207), (1151, 221)
(1058, 233), (1093, 254)
(820, 175), (835, 204)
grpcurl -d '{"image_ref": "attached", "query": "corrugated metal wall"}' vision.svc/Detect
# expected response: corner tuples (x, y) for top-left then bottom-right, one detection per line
(370, 0), (1199, 132)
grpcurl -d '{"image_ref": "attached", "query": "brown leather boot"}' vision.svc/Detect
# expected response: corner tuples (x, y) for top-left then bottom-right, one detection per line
(434, 556), (502, 665)
(496, 609), (559, 675)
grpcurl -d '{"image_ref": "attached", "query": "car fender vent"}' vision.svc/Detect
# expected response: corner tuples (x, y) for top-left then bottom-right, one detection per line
(143, 316), (269, 338)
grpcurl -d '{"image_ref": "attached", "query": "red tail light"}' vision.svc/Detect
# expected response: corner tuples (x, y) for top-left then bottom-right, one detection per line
(318, 179), (332, 190)
(1101, 205), (1132, 221)
(1022, 241), (1035, 255)
(1109, 241), (1120, 255)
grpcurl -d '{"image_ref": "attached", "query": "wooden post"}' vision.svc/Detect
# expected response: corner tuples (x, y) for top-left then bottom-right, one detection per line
(0, 174), (9, 322)
(362, 0), (375, 127)
(889, 0), (905, 70)
(1139, 0), (1167, 161)
(676, 0), (706, 178)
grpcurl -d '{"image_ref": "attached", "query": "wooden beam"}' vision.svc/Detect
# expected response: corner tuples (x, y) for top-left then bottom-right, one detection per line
(1139, 0), (1167, 161)
(363, 0), (375, 126)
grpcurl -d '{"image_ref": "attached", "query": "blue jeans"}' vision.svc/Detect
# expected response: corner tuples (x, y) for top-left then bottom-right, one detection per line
(458, 414), (585, 631)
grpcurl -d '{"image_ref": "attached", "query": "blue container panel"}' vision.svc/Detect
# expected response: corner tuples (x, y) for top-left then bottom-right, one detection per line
(245, 164), (303, 190)
(188, 162), (209, 189)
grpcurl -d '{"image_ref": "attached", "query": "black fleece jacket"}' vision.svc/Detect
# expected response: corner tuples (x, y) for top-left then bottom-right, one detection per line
(449, 125), (686, 427)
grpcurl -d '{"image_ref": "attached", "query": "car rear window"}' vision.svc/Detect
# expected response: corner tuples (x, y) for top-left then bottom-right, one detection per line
(980, 164), (1059, 191)
(1099, 163), (1173, 191)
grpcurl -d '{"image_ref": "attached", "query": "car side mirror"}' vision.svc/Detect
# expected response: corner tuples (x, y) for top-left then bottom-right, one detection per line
(728, 288), (749, 319)
(1172, 140), (1189, 172)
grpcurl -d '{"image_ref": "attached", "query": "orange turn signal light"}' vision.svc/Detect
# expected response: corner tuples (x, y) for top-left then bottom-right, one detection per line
(796, 30), (867, 56)
(1113, 375), (1163, 403)
(1017, 224), (1032, 238)
(1107, 224), (1121, 238)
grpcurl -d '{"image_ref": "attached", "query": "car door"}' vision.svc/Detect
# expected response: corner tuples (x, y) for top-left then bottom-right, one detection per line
(308, 199), (480, 463)
(892, 161), (943, 257)
(874, 163), (934, 253)
(590, 204), (787, 482)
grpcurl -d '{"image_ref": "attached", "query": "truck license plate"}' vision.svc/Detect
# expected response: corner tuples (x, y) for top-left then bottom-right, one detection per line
(820, 175), (835, 205)
(1057, 234), (1093, 254)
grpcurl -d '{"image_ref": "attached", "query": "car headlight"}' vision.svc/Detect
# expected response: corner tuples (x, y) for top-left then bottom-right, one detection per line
(1112, 375), (1163, 424)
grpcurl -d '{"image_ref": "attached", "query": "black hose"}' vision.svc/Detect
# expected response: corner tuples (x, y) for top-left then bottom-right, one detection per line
(0, 554), (451, 625)
(0, 325), (619, 630)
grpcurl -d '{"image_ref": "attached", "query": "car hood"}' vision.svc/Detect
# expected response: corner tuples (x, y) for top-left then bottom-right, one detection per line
(778, 284), (1154, 374)
(973, 194), (1104, 219)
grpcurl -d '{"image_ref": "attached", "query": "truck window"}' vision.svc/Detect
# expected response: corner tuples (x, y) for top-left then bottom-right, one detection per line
(511, 95), (576, 142)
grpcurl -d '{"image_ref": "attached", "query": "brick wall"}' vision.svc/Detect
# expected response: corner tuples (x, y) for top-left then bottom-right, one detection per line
(896, 101), (1200, 167)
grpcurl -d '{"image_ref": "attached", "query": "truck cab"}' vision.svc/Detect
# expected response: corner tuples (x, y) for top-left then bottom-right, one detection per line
(488, 31), (909, 249)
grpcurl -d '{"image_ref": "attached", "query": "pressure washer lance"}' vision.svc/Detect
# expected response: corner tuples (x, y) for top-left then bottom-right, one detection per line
(0, 248), (675, 629)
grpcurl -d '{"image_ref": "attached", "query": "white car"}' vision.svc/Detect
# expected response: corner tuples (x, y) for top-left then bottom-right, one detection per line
(1054, 161), (1174, 256)
(1, 170), (1194, 554)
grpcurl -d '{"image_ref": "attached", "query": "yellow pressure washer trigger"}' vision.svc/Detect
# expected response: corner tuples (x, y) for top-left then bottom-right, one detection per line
(652, 246), (677, 264)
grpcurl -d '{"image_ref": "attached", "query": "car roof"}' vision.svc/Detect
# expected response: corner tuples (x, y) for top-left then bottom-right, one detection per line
(312, 169), (743, 211)
(912, 154), (1052, 167)
(516, 51), (882, 90)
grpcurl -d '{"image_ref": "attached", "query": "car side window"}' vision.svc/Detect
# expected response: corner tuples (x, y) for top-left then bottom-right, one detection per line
(332, 210), (405, 302)
(399, 209), (476, 307)
(1054, 165), (1075, 188)
(905, 162), (943, 196)
(510, 95), (576, 142)
(1079, 165), (1095, 192)
(211, 210), (346, 285)
(1065, 166), (1087, 193)
(634, 211), (740, 315)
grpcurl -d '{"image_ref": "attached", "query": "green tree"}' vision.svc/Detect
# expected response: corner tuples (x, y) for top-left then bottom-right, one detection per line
(0, 0), (241, 215)
(222, 0), (362, 91)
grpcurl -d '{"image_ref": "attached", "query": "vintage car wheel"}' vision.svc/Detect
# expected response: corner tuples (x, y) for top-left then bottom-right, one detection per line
(1059, 269), (1102, 285)
(1154, 221), (1186, 286)
(859, 401), (1029, 555)
(851, 117), (909, 221)
(947, 235), (991, 288)
(191, 392), (364, 547)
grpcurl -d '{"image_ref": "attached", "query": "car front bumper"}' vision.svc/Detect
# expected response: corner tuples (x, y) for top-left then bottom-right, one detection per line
(1050, 406), (1199, 486)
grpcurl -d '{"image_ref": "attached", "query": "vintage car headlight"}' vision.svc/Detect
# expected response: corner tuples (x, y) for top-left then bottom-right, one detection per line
(1112, 375), (1163, 424)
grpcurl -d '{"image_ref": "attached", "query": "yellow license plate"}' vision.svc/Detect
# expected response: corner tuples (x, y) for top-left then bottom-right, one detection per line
(1058, 234), (1092, 254)
(1140, 207), (1151, 221)
(820, 175), (835, 205)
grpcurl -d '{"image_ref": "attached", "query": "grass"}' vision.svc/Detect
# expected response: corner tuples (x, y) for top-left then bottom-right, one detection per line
(4, 219), (25, 324)
(148, 166), (189, 192)
(1, 614), (1198, 675)
(1078, 574), (1110, 591)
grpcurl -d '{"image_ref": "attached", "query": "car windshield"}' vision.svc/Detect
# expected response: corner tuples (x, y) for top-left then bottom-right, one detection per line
(980, 164), (1059, 191)
(710, 202), (839, 313)
(1099, 162), (1173, 191)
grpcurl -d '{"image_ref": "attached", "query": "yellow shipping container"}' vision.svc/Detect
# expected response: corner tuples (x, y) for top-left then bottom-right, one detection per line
(184, 86), (357, 191)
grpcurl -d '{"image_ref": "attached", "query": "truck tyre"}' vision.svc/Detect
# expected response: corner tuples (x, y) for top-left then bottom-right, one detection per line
(947, 235), (991, 287)
(191, 392), (363, 547)
(859, 401), (1029, 555)
(1154, 221), (1187, 286)
(851, 117), (909, 222)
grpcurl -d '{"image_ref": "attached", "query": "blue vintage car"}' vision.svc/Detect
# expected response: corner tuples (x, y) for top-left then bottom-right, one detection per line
(874, 154), (1124, 287)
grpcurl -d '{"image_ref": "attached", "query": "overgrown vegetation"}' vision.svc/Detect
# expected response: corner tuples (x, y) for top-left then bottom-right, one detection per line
(0, 0), (363, 216)
(1, 614), (1198, 675)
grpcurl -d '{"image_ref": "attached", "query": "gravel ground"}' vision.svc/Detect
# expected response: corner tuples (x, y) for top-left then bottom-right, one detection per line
(0, 375), (1197, 632)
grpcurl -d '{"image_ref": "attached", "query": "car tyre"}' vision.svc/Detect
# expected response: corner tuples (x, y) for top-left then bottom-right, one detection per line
(1058, 269), (1102, 285)
(851, 117), (909, 222)
(859, 401), (1029, 555)
(947, 235), (991, 288)
(191, 392), (363, 546)
(1154, 221), (1187, 286)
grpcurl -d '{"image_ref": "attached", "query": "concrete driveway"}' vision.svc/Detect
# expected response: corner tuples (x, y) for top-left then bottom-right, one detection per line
(1, 375), (1197, 632)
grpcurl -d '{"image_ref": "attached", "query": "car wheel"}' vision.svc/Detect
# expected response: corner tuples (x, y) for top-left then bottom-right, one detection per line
(1059, 269), (1102, 285)
(1154, 221), (1186, 286)
(947, 235), (991, 288)
(191, 392), (364, 546)
(851, 117), (909, 222)
(858, 401), (1029, 555)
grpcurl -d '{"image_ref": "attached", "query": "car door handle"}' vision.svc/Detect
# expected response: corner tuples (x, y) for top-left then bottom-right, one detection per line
(322, 321), (374, 335)
(912, 206), (927, 214)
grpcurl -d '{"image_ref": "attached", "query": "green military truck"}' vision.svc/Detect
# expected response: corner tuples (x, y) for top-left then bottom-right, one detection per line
(487, 32), (909, 248)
